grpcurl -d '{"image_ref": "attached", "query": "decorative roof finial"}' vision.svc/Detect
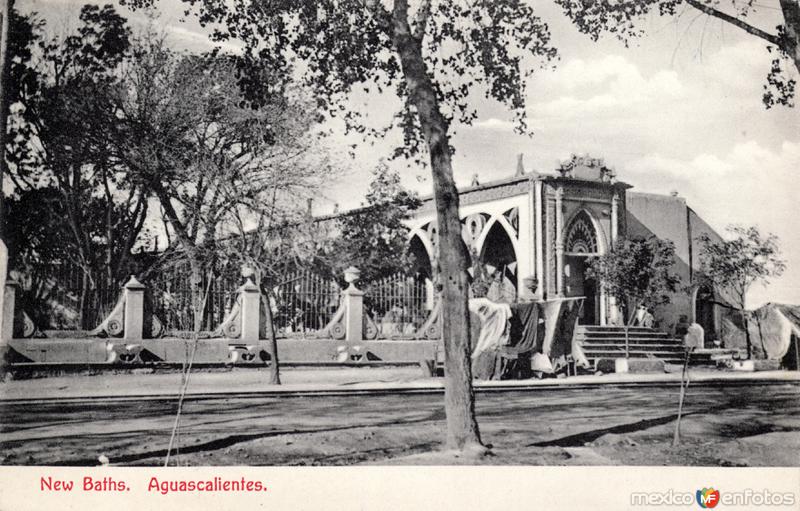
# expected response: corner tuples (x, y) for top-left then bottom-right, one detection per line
(515, 153), (525, 177)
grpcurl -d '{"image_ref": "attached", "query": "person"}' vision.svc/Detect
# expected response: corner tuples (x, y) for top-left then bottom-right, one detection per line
(634, 305), (654, 328)
(673, 314), (691, 340)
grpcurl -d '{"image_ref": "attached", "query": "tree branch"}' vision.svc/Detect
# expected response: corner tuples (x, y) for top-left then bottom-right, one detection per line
(413, 0), (432, 41)
(685, 0), (781, 46)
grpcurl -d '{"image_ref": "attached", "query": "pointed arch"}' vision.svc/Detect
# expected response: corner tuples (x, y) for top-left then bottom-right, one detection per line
(408, 226), (434, 261)
(408, 233), (433, 279)
(475, 215), (520, 258)
(564, 209), (607, 256)
(475, 217), (519, 303)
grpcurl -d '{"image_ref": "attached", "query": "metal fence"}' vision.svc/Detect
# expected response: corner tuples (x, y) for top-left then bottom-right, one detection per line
(271, 270), (341, 336)
(16, 263), (120, 331)
(147, 271), (239, 335)
(364, 272), (431, 339)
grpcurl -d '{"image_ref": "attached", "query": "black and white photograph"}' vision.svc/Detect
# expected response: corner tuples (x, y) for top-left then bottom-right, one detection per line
(0, 0), (798, 508)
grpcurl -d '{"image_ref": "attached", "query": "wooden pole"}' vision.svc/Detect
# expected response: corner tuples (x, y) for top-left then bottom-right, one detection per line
(672, 347), (695, 447)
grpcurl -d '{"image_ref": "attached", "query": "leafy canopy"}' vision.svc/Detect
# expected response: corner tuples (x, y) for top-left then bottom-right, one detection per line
(120, 0), (558, 163)
(325, 163), (421, 284)
(588, 236), (681, 311)
(697, 225), (786, 309)
(556, 0), (799, 108)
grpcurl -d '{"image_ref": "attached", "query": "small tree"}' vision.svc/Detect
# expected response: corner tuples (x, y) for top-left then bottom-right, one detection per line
(326, 163), (421, 285)
(588, 236), (680, 358)
(697, 225), (786, 359)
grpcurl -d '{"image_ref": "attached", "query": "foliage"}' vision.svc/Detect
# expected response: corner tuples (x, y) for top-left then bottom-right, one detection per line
(697, 225), (786, 359)
(555, 0), (800, 108)
(7, 5), (150, 288)
(697, 225), (786, 309)
(116, 28), (330, 265)
(120, 0), (558, 163)
(4, 6), (154, 327)
(588, 236), (681, 317)
(324, 163), (421, 285)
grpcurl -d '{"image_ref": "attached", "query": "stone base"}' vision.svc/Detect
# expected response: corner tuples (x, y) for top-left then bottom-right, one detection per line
(596, 358), (666, 373)
(732, 359), (781, 372)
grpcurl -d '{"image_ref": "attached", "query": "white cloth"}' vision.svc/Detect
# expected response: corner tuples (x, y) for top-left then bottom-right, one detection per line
(468, 298), (512, 359)
(686, 323), (705, 349)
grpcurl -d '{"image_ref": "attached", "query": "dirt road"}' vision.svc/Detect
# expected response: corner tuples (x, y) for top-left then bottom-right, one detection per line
(2, 381), (798, 466)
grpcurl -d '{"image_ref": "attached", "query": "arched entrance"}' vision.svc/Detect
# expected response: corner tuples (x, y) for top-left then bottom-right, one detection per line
(408, 234), (432, 280)
(563, 210), (601, 325)
(477, 220), (517, 303)
(694, 283), (716, 345)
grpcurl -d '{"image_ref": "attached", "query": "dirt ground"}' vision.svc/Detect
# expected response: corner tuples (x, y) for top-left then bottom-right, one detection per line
(2, 373), (797, 467)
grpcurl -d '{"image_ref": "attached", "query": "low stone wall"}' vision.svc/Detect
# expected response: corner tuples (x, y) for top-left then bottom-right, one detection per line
(5, 337), (438, 367)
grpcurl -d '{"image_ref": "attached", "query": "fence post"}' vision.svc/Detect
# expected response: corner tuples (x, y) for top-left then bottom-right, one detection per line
(2, 281), (17, 342)
(343, 267), (364, 342)
(240, 278), (261, 342)
(123, 276), (146, 341)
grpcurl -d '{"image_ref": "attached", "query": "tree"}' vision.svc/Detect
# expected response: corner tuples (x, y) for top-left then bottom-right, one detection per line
(122, 0), (559, 452)
(115, 30), (330, 331)
(556, 0), (800, 108)
(588, 236), (681, 358)
(6, 5), (152, 327)
(221, 206), (331, 385)
(326, 163), (421, 285)
(697, 225), (786, 359)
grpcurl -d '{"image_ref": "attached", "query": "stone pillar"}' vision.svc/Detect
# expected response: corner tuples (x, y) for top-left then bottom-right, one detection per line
(2, 281), (17, 342)
(343, 267), (364, 342)
(611, 193), (620, 243)
(123, 276), (146, 341)
(239, 278), (261, 342)
(555, 187), (565, 297)
(534, 180), (544, 300)
(544, 190), (556, 298)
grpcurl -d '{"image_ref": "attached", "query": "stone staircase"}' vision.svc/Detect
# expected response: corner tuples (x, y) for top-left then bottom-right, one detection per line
(575, 325), (687, 366)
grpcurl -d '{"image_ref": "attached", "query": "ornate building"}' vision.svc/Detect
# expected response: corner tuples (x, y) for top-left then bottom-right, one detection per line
(405, 155), (728, 339)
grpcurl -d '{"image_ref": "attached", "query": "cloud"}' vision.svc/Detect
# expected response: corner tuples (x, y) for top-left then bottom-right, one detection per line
(469, 118), (515, 131)
(530, 54), (686, 119)
(623, 140), (800, 306)
(165, 24), (244, 54)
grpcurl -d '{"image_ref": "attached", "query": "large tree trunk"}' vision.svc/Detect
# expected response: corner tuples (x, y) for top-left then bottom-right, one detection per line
(779, 0), (800, 74)
(391, 0), (482, 451)
(0, 0), (11, 241)
(153, 185), (205, 333)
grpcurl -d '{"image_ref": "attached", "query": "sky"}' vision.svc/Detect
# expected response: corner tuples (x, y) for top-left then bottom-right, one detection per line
(17, 0), (800, 307)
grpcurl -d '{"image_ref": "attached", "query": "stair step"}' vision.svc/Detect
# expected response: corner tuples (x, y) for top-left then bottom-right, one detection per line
(578, 338), (683, 345)
(582, 351), (684, 361)
(580, 344), (685, 352)
(575, 331), (670, 338)
(577, 326), (660, 332)
(576, 335), (677, 342)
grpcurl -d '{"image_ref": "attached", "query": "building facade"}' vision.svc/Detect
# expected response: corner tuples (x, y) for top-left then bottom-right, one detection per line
(405, 155), (727, 339)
